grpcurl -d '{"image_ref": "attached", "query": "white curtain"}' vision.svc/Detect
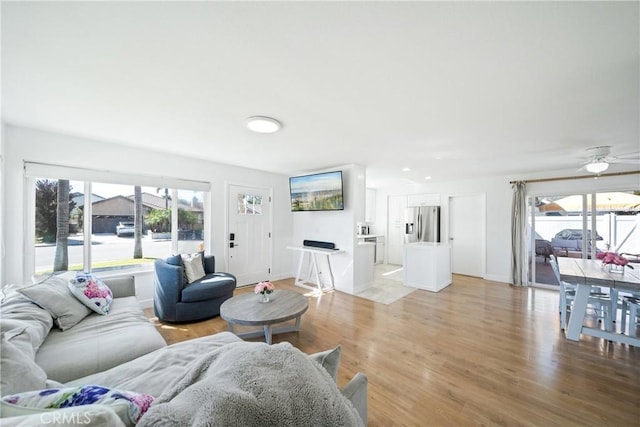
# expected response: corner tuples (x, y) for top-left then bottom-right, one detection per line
(511, 181), (527, 286)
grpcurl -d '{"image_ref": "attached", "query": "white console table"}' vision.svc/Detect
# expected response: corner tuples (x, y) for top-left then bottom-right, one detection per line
(287, 246), (343, 293)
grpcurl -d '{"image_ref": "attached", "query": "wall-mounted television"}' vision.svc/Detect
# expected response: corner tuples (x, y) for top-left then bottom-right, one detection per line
(289, 170), (344, 212)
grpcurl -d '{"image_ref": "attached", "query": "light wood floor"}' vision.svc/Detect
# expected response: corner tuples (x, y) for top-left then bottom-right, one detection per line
(145, 275), (640, 426)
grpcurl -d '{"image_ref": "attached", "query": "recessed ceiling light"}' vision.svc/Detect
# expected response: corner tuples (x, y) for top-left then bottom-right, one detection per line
(246, 116), (281, 133)
(424, 176), (432, 180)
(402, 167), (411, 172)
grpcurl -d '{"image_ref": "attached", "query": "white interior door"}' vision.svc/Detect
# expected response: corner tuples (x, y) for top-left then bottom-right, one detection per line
(227, 185), (272, 286)
(449, 194), (485, 277)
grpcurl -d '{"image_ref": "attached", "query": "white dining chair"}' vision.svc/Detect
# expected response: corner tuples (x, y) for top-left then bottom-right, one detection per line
(620, 295), (640, 337)
(549, 255), (612, 331)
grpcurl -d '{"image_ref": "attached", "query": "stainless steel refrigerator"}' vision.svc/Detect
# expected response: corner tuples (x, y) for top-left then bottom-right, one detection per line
(404, 206), (441, 243)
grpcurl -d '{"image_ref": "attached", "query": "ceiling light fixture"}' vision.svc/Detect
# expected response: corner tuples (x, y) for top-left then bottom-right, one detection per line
(424, 176), (432, 180)
(246, 116), (281, 133)
(585, 161), (609, 174)
(402, 167), (411, 172)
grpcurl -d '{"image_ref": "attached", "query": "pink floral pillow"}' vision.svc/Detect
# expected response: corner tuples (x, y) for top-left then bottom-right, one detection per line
(1, 385), (154, 425)
(68, 273), (113, 315)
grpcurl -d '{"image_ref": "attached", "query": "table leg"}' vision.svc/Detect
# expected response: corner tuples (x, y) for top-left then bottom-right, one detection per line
(324, 254), (335, 290)
(566, 283), (591, 341)
(311, 253), (322, 292)
(227, 321), (235, 333)
(264, 325), (273, 344)
(294, 315), (302, 331)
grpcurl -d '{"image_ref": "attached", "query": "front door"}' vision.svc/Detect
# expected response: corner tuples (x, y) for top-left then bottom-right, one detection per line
(227, 185), (272, 286)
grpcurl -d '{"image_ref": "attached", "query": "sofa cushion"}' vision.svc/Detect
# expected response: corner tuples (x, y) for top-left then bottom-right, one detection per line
(0, 334), (47, 397)
(181, 253), (206, 283)
(0, 287), (53, 356)
(181, 273), (236, 303)
(17, 275), (91, 331)
(308, 345), (342, 381)
(68, 273), (113, 315)
(35, 297), (167, 383)
(1, 385), (154, 427)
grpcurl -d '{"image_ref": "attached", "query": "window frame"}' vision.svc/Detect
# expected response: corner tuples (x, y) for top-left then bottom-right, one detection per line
(24, 162), (210, 279)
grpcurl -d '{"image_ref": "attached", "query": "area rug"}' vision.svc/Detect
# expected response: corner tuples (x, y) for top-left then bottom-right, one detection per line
(355, 265), (416, 305)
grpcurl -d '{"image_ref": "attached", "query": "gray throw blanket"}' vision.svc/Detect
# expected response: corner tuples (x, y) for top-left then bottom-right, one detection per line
(137, 341), (364, 427)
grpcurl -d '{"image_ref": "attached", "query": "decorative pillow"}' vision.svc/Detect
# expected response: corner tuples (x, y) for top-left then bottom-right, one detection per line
(165, 254), (182, 267)
(0, 334), (47, 397)
(181, 253), (206, 283)
(1, 385), (154, 427)
(68, 273), (113, 315)
(308, 345), (342, 381)
(17, 275), (92, 331)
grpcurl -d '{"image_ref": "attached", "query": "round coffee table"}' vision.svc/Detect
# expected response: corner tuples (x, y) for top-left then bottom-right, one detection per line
(220, 290), (309, 344)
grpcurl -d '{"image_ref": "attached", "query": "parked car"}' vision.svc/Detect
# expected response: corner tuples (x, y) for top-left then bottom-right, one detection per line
(116, 221), (135, 237)
(554, 229), (603, 241)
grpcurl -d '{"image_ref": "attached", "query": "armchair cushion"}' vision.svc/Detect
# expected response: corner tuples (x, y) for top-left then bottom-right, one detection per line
(181, 253), (206, 284)
(181, 274), (237, 303)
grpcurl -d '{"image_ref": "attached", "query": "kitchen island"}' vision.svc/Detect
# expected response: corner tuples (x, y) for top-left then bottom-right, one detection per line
(403, 242), (452, 292)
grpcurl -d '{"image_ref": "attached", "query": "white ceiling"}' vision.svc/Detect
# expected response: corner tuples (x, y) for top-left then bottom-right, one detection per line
(2, 1), (639, 187)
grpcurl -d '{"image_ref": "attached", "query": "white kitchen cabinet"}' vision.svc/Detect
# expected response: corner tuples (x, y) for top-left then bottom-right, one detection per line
(403, 242), (452, 292)
(365, 188), (376, 223)
(407, 193), (441, 207)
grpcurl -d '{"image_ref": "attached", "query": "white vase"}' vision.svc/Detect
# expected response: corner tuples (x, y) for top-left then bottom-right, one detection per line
(606, 263), (625, 274)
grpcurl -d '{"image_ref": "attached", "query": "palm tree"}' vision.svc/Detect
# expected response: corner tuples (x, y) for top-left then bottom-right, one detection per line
(133, 185), (143, 259)
(53, 180), (70, 271)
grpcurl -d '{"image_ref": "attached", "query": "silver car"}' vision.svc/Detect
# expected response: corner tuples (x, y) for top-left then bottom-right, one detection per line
(116, 221), (135, 237)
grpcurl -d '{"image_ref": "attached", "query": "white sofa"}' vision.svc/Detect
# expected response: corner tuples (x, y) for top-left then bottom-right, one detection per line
(1, 274), (368, 425)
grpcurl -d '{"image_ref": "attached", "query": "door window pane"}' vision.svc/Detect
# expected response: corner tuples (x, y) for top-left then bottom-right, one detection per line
(237, 194), (263, 215)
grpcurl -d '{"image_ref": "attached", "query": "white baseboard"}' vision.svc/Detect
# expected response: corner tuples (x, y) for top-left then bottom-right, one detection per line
(483, 274), (510, 284)
(138, 298), (154, 309)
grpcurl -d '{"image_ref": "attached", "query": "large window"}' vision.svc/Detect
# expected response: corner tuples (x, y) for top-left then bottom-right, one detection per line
(28, 165), (209, 278)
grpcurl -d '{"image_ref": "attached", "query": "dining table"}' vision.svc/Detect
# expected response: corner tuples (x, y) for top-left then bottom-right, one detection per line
(558, 257), (640, 346)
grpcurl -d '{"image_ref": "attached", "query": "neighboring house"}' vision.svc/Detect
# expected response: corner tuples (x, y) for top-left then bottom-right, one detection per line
(91, 195), (152, 234)
(90, 193), (203, 234)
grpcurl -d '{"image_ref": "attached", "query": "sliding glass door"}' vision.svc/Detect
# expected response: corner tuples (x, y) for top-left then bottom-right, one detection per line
(528, 190), (640, 287)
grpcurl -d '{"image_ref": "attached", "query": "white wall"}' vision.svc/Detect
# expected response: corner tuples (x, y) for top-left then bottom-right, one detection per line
(2, 125), (294, 302)
(290, 164), (368, 294)
(373, 172), (639, 284)
(0, 122), (5, 285)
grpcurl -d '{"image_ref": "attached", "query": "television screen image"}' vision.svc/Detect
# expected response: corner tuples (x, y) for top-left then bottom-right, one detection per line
(290, 171), (344, 211)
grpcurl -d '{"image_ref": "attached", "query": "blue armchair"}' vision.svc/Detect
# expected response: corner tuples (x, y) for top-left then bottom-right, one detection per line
(153, 254), (237, 323)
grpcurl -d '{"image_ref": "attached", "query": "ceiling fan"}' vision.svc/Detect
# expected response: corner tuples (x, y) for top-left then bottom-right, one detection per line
(580, 146), (640, 174)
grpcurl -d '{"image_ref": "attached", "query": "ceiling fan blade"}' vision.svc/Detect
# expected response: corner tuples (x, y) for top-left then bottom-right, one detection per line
(613, 152), (640, 159)
(612, 159), (640, 165)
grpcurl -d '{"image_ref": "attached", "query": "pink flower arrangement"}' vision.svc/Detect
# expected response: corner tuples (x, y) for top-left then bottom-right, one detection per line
(597, 251), (634, 269)
(254, 281), (275, 295)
